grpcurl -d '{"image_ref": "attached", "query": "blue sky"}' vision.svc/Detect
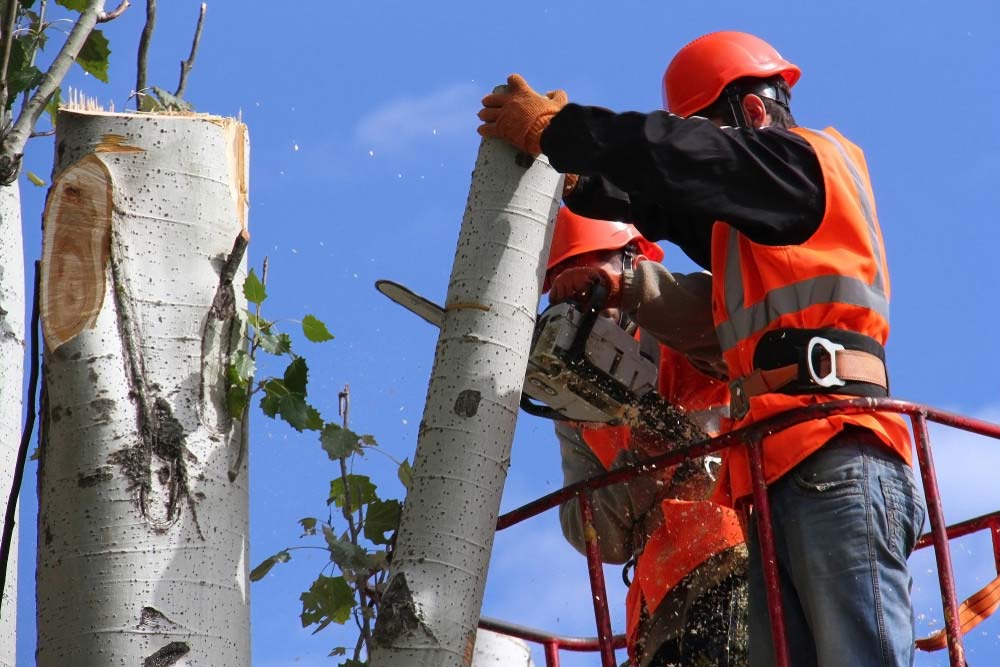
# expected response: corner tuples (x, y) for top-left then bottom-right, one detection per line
(11, 0), (1000, 665)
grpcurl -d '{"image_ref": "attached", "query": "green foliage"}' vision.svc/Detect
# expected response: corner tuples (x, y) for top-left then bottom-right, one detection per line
(7, 38), (43, 107)
(302, 314), (335, 342)
(55, 0), (88, 10)
(328, 475), (377, 511)
(321, 423), (365, 460)
(300, 575), (354, 632)
(138, 86), (194, 113)
(76, 29), (110, 82)
(249, 549), (291, 582)
(237, 264), (406, 664)
(243, 268), (267, 304)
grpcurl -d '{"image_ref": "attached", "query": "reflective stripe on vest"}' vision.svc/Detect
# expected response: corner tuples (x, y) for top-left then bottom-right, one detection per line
(715, 129), (889, 353)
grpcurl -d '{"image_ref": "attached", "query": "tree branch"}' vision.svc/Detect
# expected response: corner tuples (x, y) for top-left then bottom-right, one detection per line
(0, 0), (24, 123)
(0, 0), (105, 183)
(97, 0), (131, 23)
(135, 0), (155, 110)
(174, 2), (205, 99)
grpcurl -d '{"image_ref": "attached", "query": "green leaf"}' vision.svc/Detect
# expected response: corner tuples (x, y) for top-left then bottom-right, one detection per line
(243, 269), (267, 305)
(300, 574), (354, 632)
(226, 384), (248, 418)
(245, 311), (271, 333)
(55, 0), (88, 10)
(137, 92), (162, 113)
(151, 85), (193, 112)
(249, 549), (290, 581)
(302, 314), (334, 342)
(320, 424), (363, 460)
(7, 39), (43, 107)
(330, 647), (347, 657)
(339, 660), (366, 667)
(258, 331), (291, 355)
(76, 29), (110, 83)
(322, 525), (370, 577)
(279, 394), (322, 432)
(26, 171), (45, 187)
(259, 391), (280, 418)
(299, 517), (318, 536)
(45, 88), (61, 126)
(229, 350), (255, 383)
(364, 499), (401, 545)
(360, 434), (378, 446)
(283, 357), (308, 394)
(328, 474), (377, 511)
(397, 458), (413, 489)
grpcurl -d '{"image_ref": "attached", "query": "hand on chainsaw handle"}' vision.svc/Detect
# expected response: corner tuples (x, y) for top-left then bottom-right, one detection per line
(549, 266), (622, 309)
(478, 74), (568, 155)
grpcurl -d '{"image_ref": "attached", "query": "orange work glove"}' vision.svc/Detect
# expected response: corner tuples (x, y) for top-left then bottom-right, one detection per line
(477, 73), (568, 155)
(549, 267), (622, 308)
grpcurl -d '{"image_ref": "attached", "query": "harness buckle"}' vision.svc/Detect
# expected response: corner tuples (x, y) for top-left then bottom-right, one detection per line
(729, 378), (750, 421)
(806, 336), (847, 388)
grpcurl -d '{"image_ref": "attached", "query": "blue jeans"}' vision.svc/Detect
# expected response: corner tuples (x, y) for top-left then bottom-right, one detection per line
(747, 428), (926, 667)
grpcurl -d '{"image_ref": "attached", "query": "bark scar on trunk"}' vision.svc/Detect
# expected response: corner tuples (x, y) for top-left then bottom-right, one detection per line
(198, 230), (248, 483)
(143, 641), (190, 667)
(107, 221), (203, 538)
(372, 573), (438, 649)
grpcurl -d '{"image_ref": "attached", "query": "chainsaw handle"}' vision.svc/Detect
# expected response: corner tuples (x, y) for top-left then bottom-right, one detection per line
(565, 279), (608, 363)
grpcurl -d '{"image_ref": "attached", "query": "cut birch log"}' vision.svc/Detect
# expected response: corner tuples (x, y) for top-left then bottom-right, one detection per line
(36, 107), (250, 666)
(370, 136), (562, 666)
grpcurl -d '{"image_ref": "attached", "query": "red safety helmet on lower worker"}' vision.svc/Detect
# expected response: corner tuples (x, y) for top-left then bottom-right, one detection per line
(662, 30), (801, 118)
(545, 207), (664, 292)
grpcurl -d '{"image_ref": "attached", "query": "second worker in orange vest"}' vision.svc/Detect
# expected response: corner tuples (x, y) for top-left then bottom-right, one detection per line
(546, 207), (747, 666)
(480, 30), (926, 667)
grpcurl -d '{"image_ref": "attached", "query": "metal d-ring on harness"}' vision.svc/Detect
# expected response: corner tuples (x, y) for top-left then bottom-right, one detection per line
(728, 328), (890, 420)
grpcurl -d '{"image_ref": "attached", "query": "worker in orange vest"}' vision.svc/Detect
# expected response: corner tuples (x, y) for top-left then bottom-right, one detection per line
(481, 31), (926, 667)
(547, 206), (747, 666)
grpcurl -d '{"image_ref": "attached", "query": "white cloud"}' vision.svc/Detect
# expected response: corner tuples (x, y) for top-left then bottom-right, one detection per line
(354, 83), (480, 154)
(918, 404), (1000, 524)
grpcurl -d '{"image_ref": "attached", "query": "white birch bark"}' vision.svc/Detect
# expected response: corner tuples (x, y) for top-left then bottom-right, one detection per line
(0, 182), (23, 667)
(36, 108), (250, 667)
(471, 629), (534, 667)
(370, 137), (562, 667)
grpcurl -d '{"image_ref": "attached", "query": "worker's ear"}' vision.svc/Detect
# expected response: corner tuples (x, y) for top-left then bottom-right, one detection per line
(741, 94), (768, 129)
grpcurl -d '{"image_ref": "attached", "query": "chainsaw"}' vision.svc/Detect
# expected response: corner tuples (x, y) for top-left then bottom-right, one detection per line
(375, 279), (700, 441)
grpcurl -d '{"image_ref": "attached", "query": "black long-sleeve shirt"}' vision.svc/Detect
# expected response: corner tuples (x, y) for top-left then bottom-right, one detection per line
(540, 104), (826, 270)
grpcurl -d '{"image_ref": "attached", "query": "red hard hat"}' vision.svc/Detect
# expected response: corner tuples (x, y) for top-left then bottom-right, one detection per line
(544, 207), (664, 292)
(663, 31), (801, 118)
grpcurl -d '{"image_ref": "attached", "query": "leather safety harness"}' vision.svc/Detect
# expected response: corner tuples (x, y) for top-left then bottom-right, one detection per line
(728, 327), (889, 420)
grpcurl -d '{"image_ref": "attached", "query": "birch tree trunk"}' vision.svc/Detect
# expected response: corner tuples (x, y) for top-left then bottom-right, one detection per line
(36, 108), (250, 666)
(471, 630), (534, 667)
(370, 137), (562, 667)
(0, 182), (23, 667)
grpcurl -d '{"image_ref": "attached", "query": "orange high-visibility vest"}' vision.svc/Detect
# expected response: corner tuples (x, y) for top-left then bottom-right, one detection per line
(580, 345), (743, 658)
(710, 126), (912, 505)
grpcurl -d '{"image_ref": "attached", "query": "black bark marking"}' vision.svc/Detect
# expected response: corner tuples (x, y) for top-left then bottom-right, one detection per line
(372, 573), (438, 648)
(453, 389), (481, 418)
(143, 641), (190, 667)
(109, 230), (203, 538)
(77, 467), (113, 488)
(199, 232), (248, 483)
(137, 606), (180, 631)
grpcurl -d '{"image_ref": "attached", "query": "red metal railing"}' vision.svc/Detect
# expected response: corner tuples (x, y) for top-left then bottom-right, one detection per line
(480, 398), (1000, 667)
